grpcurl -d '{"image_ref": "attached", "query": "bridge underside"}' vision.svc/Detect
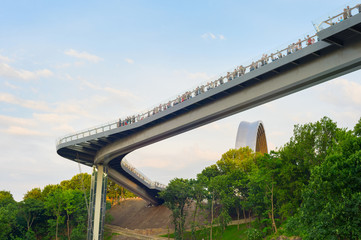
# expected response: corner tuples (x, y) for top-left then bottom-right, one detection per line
(107, 158), (163, 205)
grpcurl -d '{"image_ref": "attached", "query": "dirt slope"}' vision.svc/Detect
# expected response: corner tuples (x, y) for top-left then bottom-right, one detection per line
(108, 198), (172, 230)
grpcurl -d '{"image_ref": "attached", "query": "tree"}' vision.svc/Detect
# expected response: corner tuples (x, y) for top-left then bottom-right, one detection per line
(227, 168), (250, 229)
(217, 147), (258, 174)
(60, 173), (91, 191)
(207, 174), (233, 239)
(42, 184), (61, 200)
(198, 164), (220, 181)
(107, 179), (136, 205)
(255, 153), (281, 233)
(45, 188), (65, 240)
(354, 118), (361, 137)
(0, 191), (18, 239)
(18, 198), (44, 233)
(189, 178), (207, 240)
(277, 116), (340, 219)
(159, 178), (192, 240)
(288, 127), (361, 239)
(0, 190), (15, 207)
(69, 189), (88, 240)
(217, 147), (259, 229)
(24, 188), (42, 201)
(63, 189), (77, 240)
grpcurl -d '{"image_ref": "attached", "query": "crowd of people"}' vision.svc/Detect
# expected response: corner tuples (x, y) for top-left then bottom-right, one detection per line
(116, 35), (320, 128)
(59, 4), (361, 145)
(322, 4), (361, 28)
(112, 4), (361, 193)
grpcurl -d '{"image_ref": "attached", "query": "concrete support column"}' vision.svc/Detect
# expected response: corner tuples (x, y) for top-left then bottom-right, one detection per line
(87, 165), (108, 240)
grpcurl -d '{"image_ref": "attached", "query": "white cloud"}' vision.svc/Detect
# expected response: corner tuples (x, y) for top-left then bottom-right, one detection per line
(74, 61), (85, 67)
(319, 78), (361, 107)
(0, 54), (11, 62)
(0, 102), (84, 138)
(4, 126), (46, 136)
(65, 49), (103, 63)
(4, 81), (18, 89)
(56, 63), (72, 68)
(125, 58), (134, 64)
(65, 74), (73, 80)
(0, 63), (53, 80)
(171, 70), (215, 91)
(201, 33), (225, 40)
(82, 80), (138, 99)
(0, 115), (35, 127)
(0, 93), (50, 111)
(187, 72), (212, 80)
(0, 115), (43, 137)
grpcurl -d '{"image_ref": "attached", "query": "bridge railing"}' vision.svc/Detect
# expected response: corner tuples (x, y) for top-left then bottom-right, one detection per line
(57, 4), (360, 147)
(57, 120), (119, 145)
(312, 3), (361, 32)
(56, 37), (319, 146)
(121, 159), (166, 189)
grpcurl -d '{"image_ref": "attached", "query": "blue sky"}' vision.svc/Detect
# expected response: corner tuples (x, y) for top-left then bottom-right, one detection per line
(1, 0), (361, 201)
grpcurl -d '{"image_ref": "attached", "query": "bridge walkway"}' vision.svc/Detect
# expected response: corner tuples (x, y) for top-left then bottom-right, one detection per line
(57, 7), (361, 205)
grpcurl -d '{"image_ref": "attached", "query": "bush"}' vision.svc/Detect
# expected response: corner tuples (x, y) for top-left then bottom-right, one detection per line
(246, 228), (263, 240)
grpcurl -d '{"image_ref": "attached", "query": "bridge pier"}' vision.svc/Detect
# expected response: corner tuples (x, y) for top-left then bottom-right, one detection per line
(87, 165), (108, 240)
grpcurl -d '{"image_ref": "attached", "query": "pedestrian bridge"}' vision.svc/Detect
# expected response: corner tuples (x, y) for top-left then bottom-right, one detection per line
(57, 10), (361, 205)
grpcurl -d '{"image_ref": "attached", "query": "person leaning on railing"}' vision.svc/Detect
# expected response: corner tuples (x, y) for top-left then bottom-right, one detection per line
(59, 2), (361, 143)
(112, 9), (337, 131)
(347, 6), (352, 18)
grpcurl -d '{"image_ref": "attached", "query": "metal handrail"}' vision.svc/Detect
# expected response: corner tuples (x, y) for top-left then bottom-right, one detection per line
(313, 4), (360, 32)
(57, 5), (360, 146)
(121, 159), (166, 189)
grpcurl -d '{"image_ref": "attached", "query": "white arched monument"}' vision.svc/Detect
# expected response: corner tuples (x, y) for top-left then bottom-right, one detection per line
(235, 121), (268, 154)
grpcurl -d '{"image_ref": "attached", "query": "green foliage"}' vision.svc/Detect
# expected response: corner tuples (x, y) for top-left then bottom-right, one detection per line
(0, 202), (19, 239)
(248, 153), (281, 233)
(159, 178), (192, 240)
(44, 188), (65, 239)
(18, 197), (44, 232)
(107, 178), (136, 205)
(354, 118), (361, 137)
(24, 229), (37, 240)
(161, 223), (249, 240)
(0, 190), (16, 207)
(70, 223), (87, 240)
(246, 227), (264, 240)
(162, 116), (361, 239)
(24, 188), (42, 201)
(188, 178), (207, 239)
(198, 164), (220, 182)
(0, 171), (140, 240)
(60, 173), (91, 191)
(276, 116), (341, 219)
(1, 116), (360, 240)
(41, 184), (61, 200)
(288, 128), (361, 239)
(217, 147), (258, 174)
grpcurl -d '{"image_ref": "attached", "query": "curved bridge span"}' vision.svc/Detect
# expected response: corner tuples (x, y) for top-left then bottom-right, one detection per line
(57, 13), (361, 207)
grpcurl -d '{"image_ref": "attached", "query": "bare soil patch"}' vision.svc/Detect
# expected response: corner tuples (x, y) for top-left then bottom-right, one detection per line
(108, 198), (172, 231)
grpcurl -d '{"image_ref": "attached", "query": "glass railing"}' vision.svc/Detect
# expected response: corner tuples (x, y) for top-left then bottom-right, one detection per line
(121, 159), (166, 189)
(57, 4), (358, 146)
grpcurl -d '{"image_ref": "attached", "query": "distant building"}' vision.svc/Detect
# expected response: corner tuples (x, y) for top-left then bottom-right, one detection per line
(235, 121), (268, 154)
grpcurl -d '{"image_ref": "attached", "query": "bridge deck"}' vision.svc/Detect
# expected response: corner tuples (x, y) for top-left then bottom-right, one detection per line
(56, 12), (361, 204)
